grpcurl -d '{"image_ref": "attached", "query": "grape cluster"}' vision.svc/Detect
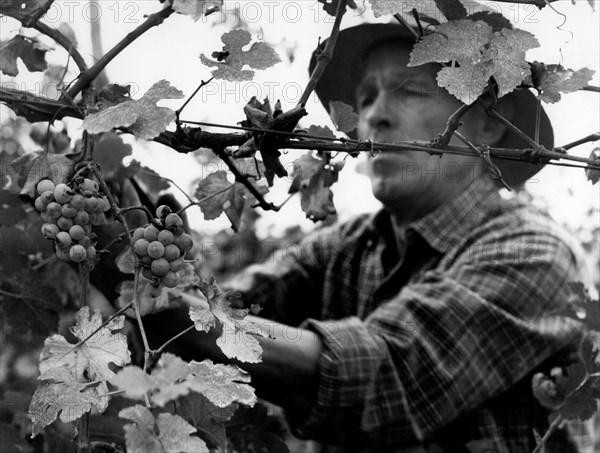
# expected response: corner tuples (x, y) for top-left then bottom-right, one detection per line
(132, 205), (193, 289)
(34, 178), (110, 263)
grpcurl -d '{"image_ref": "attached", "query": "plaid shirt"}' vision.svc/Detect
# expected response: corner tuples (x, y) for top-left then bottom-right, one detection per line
(238, 176), (594, 452)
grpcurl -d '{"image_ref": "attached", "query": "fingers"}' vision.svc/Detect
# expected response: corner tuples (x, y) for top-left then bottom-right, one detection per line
(532, 372), (562, 410)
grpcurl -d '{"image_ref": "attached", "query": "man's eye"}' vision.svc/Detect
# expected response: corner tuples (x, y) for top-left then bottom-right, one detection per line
(357, 94), (375, 109)
(355, 83), (377, 110)
(396, 86), (423, 97)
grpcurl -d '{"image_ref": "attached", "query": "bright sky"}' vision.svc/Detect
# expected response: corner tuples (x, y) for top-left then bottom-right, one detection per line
(1, 1), (599, 242)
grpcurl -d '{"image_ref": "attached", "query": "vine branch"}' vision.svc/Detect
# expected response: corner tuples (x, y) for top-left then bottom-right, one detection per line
(2, 89), (600, 175)
(178, 184), (236, 215)
(152, 325), (195, 357)
(89, 165), (139, 264)
(557, 133), (600, 152)
(121, 206), (154, 223)
(581, 85), (600, 93)
(131, 269), (151, 374)
(485, 107), (543, 152)
(66, 6), (174, 100)
(13, 0), (56, 27)
(33, 22), (88, 73)
(435, 103), (475, 148)
(213, 148), (277, 212)
(454, 131), (511, 190)
(490, 0), (557, 6)
(532, 415), (564, 453)
(297, 0), (347, 107)
(393, 13), (420, 42)
(175, 77), (214, 124)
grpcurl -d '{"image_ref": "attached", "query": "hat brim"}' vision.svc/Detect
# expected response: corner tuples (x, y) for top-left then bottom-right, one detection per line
(309, 23), (553, 188)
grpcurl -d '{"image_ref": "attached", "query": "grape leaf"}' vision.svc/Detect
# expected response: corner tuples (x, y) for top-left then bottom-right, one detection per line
(369, 0), (433, 18)
(329, 101), (358, 134)
(0, 0), (53, 26)
(177, 393), (237, 452)
(410, 20), (539, 104)
(318, 0), (357, 16)
(300, 167), (337, 221)
(0, 35), (49, 76)
(580, 333), (600, 373)
(120, 405), (208, 453)
(121, 159), (171, 198)
(467, 11), (513, 32)
(29, 377), (108, 437)
(410, 20), (494, 66)
(82, 80), (184, 140)
(289, 152), (344, 221)
(5, 149), (79, 197)
(306, 125), (337, 139)
(231, 156), (267, 180)
(200, 29), (280, 82)
(173, 0), (222, 20)
(115, 248), (136, 274)
(190, 277), (264, 363)
(559, 375), (600, 421)
(529, 63), (596, 104)
(225, 404), (288, 453)
(0, 269), (61, 340)
(187, 359), (257, 408)
(38, 306), (131, 382)
(585, 148), (600, 185)
(93, 132), (132, 177)
(434, 0), (467, 20)
(289, 152), (324, 193)
(94, 84), (132, 111)
(114, 353), (190, 407)
(194, 170), (268, 232)
(437, 63), (493, 106)
(488, 28), (539, 97)
(236, 97), (305, 186)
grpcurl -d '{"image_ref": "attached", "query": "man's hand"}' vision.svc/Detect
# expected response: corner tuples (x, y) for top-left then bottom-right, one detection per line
(531, 348), (582, 410)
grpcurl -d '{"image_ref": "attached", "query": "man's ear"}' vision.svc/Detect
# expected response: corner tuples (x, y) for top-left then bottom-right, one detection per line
(468, 98), (514, 146)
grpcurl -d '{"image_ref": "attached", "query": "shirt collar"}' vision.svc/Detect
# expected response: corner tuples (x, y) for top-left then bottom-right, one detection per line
(369, 177), (501, 255)
(408, 177), (501, 254)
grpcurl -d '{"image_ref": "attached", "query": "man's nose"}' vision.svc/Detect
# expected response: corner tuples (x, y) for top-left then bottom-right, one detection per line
(364, 93), (395, 131)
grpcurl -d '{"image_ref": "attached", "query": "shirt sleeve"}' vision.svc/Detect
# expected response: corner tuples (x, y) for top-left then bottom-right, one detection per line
(293, 227), (584, 446)
(223, 223), (342, 326)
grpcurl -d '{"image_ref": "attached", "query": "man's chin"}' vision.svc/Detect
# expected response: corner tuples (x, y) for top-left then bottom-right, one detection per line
(370, 181), (415, 207)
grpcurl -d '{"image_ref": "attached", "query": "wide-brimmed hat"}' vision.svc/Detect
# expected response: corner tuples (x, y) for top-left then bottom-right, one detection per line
(309, 23), (553, 188)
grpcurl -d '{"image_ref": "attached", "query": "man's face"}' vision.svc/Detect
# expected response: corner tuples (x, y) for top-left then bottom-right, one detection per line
(357, 41), (482, 212)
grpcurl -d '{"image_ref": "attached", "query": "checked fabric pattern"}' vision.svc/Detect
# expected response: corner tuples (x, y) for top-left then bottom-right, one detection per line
(234, 176), (594, 452)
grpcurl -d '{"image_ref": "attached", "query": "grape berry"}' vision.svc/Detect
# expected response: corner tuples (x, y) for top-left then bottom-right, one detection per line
(133, 205), (192, 289)
(34, 178), (110, 263)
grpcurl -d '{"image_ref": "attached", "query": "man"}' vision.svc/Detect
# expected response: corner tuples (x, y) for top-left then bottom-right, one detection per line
(146, 23), (588, 452)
